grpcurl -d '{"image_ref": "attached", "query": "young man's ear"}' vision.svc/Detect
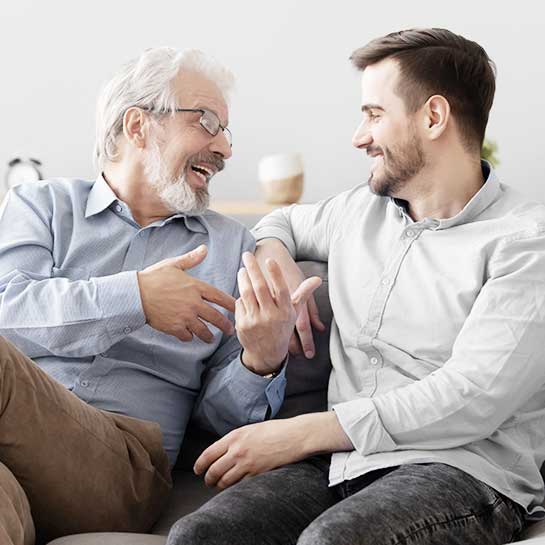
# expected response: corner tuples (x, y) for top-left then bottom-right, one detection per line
(123, 107), (147, 149)
(422, 95), (450, 141)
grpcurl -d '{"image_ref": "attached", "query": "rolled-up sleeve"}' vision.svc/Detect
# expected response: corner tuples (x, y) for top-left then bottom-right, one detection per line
(334, 225), (545, 455)
(252, 188), (359, 261)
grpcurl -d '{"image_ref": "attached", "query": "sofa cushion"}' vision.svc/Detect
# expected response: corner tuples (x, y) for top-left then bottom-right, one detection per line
(151, 470), (218, 535)
(276, 261), (331, 418)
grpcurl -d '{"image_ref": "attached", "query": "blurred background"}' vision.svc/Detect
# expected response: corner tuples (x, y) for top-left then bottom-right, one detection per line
(1, 0), (543, 206)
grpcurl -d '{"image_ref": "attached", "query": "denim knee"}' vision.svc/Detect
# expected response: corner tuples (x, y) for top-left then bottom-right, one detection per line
(298, 518), (352, 545)
(168, 513), (214, 545)
(167, 512), (242, 545)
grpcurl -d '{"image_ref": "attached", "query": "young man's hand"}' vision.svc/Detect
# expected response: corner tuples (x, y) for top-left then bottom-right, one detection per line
(194, 412), (353, 489)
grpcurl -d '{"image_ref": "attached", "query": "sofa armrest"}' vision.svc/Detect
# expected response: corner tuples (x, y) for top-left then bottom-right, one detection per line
(275, 261), (331, 418)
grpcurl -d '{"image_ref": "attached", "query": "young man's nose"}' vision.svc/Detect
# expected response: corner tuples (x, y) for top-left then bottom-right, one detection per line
(352, 123), (372, 149)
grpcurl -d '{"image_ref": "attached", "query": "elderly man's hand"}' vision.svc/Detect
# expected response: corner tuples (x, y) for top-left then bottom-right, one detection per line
(255, 240), (326, 360)
(236, 252), (321, 376)
(137, 245), (236, 343)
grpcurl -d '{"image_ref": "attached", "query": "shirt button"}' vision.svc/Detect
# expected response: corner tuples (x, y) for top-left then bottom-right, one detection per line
(406, 229), (415, 238)
(124, 327), (132, 334)
(370, 357), (379, 365)
(381, 278), (389, 286)
(115, 204), (123, 213)
(80, 380), (89, 387)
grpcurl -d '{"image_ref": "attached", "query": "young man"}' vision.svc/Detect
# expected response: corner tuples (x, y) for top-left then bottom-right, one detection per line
(168, 29), (545, 545)
(0, 48), (318, 545)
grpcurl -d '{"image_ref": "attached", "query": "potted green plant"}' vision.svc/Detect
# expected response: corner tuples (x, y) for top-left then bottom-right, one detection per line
(482, 138), (499, 167)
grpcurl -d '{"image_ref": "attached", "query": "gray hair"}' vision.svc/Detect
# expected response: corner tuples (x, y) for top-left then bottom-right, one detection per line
(94, 47), (235, 169)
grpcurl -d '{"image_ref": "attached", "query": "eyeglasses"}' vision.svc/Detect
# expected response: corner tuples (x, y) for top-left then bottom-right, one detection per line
(141, 107), (232, 147)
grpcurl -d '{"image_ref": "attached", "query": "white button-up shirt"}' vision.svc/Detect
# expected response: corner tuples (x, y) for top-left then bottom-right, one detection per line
(253, 163), (545, 518)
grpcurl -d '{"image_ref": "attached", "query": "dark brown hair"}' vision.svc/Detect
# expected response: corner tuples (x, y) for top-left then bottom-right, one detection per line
(350, 28), (496, 150)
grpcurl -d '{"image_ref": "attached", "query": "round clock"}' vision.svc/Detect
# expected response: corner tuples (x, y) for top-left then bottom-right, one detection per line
(3, 157), (43, 192)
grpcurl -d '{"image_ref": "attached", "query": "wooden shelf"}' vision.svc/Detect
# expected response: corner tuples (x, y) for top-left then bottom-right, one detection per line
(209, 200), (287, 216)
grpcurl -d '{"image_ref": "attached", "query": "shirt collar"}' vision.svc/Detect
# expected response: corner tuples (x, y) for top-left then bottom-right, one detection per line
(85, 174), (208, 234)
(158, 212), (208, 234)
(85, 173), (117, 218)
(390, 160), (501, 229)
(437, 160), (500, 229)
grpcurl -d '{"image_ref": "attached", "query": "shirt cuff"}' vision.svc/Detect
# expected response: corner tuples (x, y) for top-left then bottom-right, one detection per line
(229, 353), (288, 421)
(333, 397), (397, 456)
(94, 270), (146, 341)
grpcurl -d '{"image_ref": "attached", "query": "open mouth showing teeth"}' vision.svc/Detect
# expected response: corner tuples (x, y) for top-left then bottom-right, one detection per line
(192, 165), (213, 177)
(190, 165), (213, 184)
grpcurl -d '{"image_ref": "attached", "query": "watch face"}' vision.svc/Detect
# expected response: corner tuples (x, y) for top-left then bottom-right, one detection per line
(4, 159), (42, 192)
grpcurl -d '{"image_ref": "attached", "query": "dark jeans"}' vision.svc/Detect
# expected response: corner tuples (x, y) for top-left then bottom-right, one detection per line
(167, 458), (526, 545)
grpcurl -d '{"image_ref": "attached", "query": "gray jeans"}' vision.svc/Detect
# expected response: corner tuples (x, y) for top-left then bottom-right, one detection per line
(167, 459), (526, 545)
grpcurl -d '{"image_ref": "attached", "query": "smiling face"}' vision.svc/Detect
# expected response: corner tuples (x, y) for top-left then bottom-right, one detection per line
(352, 58), (426, 198)
(144, 70), (232, 214)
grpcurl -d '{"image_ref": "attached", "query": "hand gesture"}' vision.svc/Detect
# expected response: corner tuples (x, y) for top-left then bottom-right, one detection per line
(236, 252), (321, 375)
(283, 264), (326, 359)
(255, 239), (325, 359)
(137, 245), (235, 342)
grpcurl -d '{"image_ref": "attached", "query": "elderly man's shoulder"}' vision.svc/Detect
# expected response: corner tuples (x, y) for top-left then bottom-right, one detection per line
(199, 209), (255, 247)
(9, 177), (93, 203)
(200, 208), (251, 234)
(4, 178), (94, 219)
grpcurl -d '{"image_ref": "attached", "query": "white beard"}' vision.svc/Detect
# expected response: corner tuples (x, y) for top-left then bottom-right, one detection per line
(143, 139), (209, 216)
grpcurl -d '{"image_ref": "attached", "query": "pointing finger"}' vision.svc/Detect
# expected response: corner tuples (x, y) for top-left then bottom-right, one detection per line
(264, 258), (291, 308)
(291, 277), (322, 312)
(295, 306), (315, 359)
(171, 245), (208, 270)
(238, 268), (258, 314)
(199, 282), (236, 314)
(197, 303), (235, 336)
(242, 252), (274, 309)
(308, 295), (326, 332)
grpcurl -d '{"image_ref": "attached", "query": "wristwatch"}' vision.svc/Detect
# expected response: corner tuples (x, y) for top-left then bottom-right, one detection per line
(240, 349), (282, 378)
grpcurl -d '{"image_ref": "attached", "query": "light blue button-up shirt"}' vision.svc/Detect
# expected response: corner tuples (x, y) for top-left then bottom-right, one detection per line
(254, 163), (545, 518)
(0, 176), (286, 465)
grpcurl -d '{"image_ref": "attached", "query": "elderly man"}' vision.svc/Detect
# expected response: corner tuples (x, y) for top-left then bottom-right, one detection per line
(0, 48), (318, 545)
(168, 29), (545, 545)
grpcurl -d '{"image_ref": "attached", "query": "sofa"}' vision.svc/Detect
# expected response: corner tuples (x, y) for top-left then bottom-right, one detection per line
(47, 262), (545, 545)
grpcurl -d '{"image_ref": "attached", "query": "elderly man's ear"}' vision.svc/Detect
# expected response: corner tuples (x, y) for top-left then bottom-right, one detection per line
(122, 107), (149, 150)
